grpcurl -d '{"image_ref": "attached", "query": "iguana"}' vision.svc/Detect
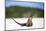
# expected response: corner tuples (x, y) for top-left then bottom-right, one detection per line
(11, 17), (33, 27)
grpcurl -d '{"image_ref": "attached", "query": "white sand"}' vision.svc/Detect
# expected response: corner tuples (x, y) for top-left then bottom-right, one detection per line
(6, 18), (44, 30)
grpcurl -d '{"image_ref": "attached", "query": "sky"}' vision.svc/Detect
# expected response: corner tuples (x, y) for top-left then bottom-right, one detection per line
(6, 0), (44, 9)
